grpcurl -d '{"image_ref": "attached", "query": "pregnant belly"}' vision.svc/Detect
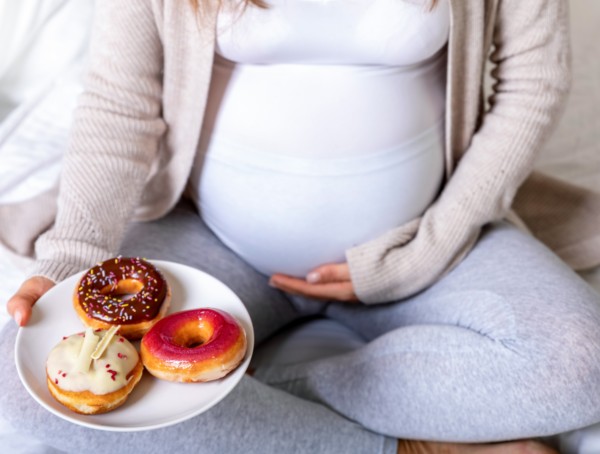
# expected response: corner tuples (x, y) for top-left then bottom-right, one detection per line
(195, 126), (444, 278)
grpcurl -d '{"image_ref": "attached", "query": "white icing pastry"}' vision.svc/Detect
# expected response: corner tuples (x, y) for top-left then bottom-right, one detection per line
(46, 330), (139, 395)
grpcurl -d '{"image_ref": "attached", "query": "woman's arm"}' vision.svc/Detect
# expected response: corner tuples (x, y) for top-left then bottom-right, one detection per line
(31, 0), (166, 282)
(346, 0), (572, 304)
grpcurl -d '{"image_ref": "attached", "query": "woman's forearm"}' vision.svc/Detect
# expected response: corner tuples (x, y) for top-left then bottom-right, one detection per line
(30, 0), (166, 282)
(347, 0), (571, 303)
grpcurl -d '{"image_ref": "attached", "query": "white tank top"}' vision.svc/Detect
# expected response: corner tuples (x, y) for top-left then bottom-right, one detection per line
(189, 0), (450, 277)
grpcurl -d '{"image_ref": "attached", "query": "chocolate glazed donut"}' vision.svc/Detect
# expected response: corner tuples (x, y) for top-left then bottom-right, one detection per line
(73, 257), (171, 340)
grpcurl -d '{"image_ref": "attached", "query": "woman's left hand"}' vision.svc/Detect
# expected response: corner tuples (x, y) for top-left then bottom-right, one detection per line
(269, 263), (359, 303)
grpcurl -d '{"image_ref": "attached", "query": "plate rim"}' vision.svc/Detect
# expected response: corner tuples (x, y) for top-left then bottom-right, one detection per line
(14, 259), (254, 432)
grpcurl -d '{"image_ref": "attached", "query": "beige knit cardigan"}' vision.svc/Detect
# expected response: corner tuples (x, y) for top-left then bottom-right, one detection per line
(2, 0), (599, 304)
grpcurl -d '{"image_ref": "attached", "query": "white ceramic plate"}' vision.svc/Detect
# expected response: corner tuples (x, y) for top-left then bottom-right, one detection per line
(15, 260), (254, 431)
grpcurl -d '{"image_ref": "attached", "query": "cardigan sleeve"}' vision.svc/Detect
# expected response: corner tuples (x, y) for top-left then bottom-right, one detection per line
(29, 0), (166, 283)
(346, 0), (572, 304)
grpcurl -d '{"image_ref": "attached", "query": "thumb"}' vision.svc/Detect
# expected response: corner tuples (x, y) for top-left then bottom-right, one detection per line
(7, 276), (55, 326)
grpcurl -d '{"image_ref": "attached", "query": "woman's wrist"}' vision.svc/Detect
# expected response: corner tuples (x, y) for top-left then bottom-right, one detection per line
(27, 259), (82, 284)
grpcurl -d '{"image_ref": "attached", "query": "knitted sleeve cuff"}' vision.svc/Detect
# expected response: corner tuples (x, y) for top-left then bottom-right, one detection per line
(346, 211), (479, 305)
(27, 259), (86, 284)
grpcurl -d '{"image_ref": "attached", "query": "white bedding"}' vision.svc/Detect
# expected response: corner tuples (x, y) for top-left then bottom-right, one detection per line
(0, 0), (599, 452)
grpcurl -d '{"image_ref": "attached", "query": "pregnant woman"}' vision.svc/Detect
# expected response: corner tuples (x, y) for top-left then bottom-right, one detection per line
(4, 0), (600, 453)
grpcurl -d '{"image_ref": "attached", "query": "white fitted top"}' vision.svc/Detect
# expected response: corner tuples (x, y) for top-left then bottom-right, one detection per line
(189, 0), (449, 277)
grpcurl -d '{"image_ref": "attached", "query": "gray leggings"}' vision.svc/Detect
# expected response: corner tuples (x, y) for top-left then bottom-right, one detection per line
(3, 201), (600, 454)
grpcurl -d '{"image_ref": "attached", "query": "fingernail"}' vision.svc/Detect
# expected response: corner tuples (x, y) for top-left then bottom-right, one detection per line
(14, 311), (23, 327)
(306, 272), (320, 284)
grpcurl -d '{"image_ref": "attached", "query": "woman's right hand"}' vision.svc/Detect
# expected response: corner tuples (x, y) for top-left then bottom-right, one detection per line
(7, 277), (55, 326)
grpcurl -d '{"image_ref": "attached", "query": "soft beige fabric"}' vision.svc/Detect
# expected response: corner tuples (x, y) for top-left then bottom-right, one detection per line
(537, 0), (600, 194)
(2, 0), (598, 304)
(535, 0), (600, 296)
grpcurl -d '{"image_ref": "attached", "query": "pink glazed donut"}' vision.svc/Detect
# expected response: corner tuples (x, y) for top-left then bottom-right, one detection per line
(140, 308), (247, 382)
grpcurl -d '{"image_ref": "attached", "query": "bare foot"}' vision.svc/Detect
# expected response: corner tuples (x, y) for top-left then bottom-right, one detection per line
(397, 439), (558, 454)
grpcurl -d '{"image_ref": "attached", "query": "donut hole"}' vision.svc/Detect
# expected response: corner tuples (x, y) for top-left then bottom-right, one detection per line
(172, 321), (215, 349)
(100, 279), (144, 301)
